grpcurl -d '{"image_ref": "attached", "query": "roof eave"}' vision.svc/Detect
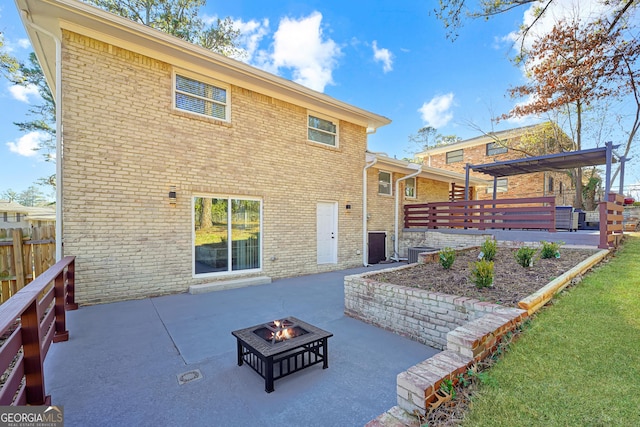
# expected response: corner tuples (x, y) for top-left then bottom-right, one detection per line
(14, 0), (391, 131)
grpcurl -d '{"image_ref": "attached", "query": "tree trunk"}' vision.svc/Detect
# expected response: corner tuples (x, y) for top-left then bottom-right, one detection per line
(202, 198), (213, 228)
(574, 100), (584, 209)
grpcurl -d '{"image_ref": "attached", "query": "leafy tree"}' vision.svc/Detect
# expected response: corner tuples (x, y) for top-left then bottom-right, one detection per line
(11, 53), (56, 163)
(407, 126), (461, 155)
(501, 19), (640, 208)
(1, 186), (48, 206)
(84, 0), (243, 57)
(0, 33), (20, 79)
(434, 0), (638, 41)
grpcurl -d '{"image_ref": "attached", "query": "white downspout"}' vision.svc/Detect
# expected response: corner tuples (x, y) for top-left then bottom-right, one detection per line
(21, 12), (63, 261)
(362, 157), (377, 266)
(393, 166), (422, 261)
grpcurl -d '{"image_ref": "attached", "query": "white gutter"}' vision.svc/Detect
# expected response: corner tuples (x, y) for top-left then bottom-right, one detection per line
(362, 156), (378, 266)
(21, 11), (63, 261)
(393, 165), (422, 261)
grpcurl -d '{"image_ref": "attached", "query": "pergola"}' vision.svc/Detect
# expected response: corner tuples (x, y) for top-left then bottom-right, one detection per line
(463, 141), (629, 201)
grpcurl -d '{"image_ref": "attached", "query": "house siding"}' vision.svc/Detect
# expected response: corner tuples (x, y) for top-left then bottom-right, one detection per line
(61, 31), (366, 304)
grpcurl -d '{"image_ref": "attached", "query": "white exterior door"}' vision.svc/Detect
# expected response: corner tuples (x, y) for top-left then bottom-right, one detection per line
(317, 202), (338, 264)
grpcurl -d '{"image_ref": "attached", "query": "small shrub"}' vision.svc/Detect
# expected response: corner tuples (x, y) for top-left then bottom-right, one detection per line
(515, 246), (537, 267)
(440, 378), (456, 399)
(470, 259), (494, 288)
(540, 240), (563, 259)
(439, 247), (456, 269)
(480, 238), (498, 261)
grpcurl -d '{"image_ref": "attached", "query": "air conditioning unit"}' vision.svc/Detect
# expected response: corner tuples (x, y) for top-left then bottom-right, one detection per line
(407, 247), (437, 264)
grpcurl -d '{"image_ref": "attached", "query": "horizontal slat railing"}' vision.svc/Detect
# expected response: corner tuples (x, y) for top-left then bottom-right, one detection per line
(404, 197), (556, 231)
(0, 256), (76, 405)
(599, 193), (625, 249)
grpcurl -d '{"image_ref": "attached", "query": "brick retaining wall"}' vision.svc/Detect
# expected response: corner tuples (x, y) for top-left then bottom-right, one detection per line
(345, 266), (528, 426)
(344, 264), (505, 349)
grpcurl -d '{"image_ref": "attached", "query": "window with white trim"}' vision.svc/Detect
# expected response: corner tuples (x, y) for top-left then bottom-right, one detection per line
(378, 171), (392, 195)
(446, 149), (464, 164)
(308, 114), (338, 146)
(405, 177), (416, 198)
(486, 178), (508, 194)
(193, 197), (261, 275)
(175, 73), (229, 121)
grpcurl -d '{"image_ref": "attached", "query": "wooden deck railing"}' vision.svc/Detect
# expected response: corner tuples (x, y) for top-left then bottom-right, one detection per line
(404, 196), (557, 231)
(599, 193), (625, 249)
(0, 256), (77, 405)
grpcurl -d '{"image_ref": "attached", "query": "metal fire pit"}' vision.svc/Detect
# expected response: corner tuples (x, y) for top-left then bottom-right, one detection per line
(231, 316), (333, 393)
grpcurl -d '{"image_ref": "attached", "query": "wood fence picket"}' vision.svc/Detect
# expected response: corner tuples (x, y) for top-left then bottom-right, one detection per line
(0, 226), (56, 304)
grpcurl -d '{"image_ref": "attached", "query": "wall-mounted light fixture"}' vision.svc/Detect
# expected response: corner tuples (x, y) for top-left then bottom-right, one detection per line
(169, 186), (177, 205)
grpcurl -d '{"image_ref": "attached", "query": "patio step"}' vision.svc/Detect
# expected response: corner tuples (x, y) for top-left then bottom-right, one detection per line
(188, 276), (271, 294)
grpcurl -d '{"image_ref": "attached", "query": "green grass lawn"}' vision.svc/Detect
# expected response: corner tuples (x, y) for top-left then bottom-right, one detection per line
(462, 235), (640, 427)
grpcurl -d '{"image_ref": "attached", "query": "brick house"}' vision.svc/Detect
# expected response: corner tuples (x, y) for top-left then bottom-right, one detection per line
(415, 123), (576, 206)
(17, 0), (392, 304)
(364, 153), (488, 262)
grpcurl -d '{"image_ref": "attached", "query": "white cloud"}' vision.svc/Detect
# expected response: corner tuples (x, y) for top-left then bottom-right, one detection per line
(418, 93), (455, 128)
(508, 0), (613, 53)
(232, 18), (270, 61)
(372, 40), (393, 73)
(261, 12), (341, 92)
(18, 38), (30, 49)
(8, 83), (41, 103)
(6, 131), (47, 157)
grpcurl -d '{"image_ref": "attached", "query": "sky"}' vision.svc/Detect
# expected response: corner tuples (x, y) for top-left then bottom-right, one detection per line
(1, 0), (639, 200)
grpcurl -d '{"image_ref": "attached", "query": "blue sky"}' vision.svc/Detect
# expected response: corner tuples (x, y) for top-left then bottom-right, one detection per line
(1, 0), (639, 199)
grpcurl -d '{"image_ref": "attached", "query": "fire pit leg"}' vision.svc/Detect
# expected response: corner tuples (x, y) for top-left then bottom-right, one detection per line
(265, 356), (275, 393)
(236, 339), (243, 366)
(322, 337), (329, 369)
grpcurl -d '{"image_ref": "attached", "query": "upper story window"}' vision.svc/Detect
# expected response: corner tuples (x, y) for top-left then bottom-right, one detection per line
(378, 171), (392, 195)
(405, 177), (416, 198)
(446, 149), (463, 164)
(486, 141), (508, 156)
(486, 178), (508, 194)
(308, 114), (338, 147)
(174, 73), (229, 121)
(548, 176), (555, 192)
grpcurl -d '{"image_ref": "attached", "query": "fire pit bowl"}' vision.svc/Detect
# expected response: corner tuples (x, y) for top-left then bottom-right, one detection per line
(231, 316), (333, 392)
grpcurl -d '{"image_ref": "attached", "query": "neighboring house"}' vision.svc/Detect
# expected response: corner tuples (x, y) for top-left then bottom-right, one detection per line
(0, 200), (55, 230)
(364, 153), (488, 262)
(17, 0), (390, 304)
(24, 206), (56, 227)
(0, 200), (30, 230)
(415, 123), (576, 206)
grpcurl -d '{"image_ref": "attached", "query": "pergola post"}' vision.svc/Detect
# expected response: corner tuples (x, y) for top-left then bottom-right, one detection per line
(618, 156), (626, 195)
(605, 141), (612, 194)
(464, 163), (470, 201)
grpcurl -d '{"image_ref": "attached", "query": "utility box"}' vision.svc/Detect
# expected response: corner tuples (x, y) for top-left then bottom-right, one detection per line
(407, 247), (437, 264)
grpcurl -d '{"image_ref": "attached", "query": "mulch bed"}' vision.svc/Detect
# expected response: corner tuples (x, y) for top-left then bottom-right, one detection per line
(370, 247), (600, 307)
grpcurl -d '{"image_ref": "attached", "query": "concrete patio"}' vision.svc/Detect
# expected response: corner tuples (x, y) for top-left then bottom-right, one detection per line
(43, 264), (438, 427)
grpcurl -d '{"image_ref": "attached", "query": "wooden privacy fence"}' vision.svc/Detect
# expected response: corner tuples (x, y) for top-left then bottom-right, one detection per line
(0, 256), (76, 405)
(0, 227), (56, 304)
(404, 196), (557, 231)
(599, 193), (625, 249)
